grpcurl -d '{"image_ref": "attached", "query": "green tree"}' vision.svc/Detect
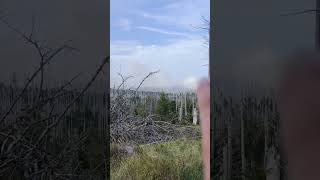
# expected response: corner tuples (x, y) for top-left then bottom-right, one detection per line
(156, 93), (170, 117)
(168, 100), (178, 124)
(155, 93), (176, 122)
(184, 98), (194, 124)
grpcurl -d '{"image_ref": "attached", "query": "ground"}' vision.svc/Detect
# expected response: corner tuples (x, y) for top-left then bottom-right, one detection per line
(111, 139), (203, 180)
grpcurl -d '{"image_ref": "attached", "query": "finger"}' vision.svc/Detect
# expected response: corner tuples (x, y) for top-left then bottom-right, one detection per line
(197, 78), (210, 180)
(197, 79), (210, 136)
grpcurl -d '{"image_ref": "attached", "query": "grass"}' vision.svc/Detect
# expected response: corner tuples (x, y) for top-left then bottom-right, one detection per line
(111, 139), (203, 180)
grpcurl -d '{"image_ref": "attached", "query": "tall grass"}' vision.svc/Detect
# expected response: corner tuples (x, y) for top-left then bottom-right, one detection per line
(111, 139), (203, 180)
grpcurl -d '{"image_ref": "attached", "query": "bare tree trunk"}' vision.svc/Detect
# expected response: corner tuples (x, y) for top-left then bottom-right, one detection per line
(179, 95), (183, 122)
(266, 146), (280, 180)
(192, 107), (198, 125)
(264, 108), (268, 170)
(227, 119), (232, 180)
(241, 106), (246, 180)
(192, 95), (194, 110)
(223, 144), (228, 180)
(175, 94), (178, 113)
(184, 93), (187, 117)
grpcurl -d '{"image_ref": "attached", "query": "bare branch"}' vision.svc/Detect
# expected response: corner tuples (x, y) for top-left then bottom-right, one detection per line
(135, 70), (160, 91)
(280, 9), (319, 16)
(36, 56), (109, 144)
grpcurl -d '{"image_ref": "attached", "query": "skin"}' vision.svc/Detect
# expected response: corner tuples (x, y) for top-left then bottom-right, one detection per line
(196, 53), (320, 180)
(197, 79), (210, 180)
(279, 55), (320, 180)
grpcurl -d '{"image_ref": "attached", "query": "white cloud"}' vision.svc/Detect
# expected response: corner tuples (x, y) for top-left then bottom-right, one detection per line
(111, 37), (209, 90)
(110, 40), (141, 55)
(140, 12), (168, 22)
(183, 76), (199, 90)
(136, 0), (209, 31)
(110, 0), (210, 91)
(136, 26), (190, 37)
(117, 18), (132, 31)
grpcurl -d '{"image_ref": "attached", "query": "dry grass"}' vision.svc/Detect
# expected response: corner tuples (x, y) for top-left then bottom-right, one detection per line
(111, 139), (203, 180)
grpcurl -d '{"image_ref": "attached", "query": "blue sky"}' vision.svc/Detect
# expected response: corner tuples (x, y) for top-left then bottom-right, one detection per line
(111, 0), (209, 91)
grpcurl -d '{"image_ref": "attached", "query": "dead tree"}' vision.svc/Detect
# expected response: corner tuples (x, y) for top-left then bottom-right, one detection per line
(0, 16), (109, 179)
(110, 71), (201, 145)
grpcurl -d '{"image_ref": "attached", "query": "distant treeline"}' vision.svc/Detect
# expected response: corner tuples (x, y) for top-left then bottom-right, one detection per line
(111, 88), (199, 124)
(0, 83), (107, 142)
(212, 90), (286, 180)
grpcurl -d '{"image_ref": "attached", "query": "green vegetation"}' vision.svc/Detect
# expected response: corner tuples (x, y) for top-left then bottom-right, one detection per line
(155, 92), (196, 125)
(111, 91), (201, 179)
(155, 93), (177, 122)
(111, 139), (203, 180)
(134, 101), (147, 118)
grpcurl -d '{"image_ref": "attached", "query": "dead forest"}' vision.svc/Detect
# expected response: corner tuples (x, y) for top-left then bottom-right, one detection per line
(212, 88), (287, 180)
(0, 16), (109, 179)
(110, 73), (201, 146)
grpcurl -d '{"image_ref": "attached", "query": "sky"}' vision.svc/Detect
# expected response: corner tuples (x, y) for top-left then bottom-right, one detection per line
(110, 0), (209, 91)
